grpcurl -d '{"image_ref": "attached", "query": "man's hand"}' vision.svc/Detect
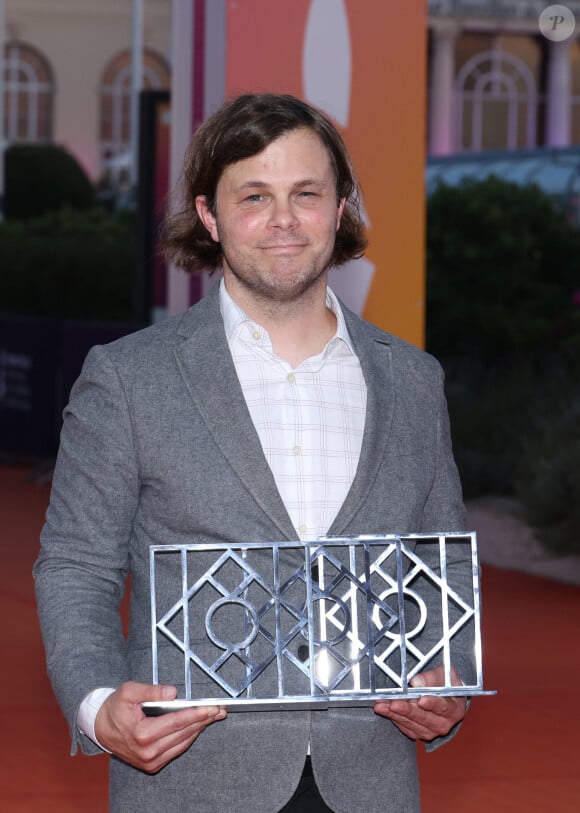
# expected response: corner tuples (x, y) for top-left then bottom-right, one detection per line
(373, 665), (467, 742)
(94, 681), (226, 773)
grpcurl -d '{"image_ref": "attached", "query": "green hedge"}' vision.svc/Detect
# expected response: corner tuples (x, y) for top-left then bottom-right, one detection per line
(426, 177), (580, 556)
(427, 176), (580, 365)
(438, 353), (539, 498)
(515, 361), (580, 557)
(4, 143), (96, 220)
(0, 208), (135, 322)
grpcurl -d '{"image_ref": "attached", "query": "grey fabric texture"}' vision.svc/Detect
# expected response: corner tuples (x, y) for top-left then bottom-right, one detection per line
(34, 285), (473, 813)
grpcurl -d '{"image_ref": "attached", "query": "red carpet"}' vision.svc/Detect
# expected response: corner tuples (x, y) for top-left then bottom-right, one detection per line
(1, 464), (578, 812)
(418, 566), (580, 812)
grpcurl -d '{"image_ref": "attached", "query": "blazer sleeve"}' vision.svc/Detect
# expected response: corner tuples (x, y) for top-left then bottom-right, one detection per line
(33, 345), (138, 754)
(419, 361), (478, 751)
(420, 361), (466, 533)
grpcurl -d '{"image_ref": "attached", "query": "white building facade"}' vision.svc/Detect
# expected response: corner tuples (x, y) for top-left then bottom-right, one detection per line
(5, 2), (579, 173)
(1, 0), (171, 180)
(428, 0), (580, 154)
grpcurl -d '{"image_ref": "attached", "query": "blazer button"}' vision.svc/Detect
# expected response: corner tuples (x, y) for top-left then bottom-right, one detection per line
(297, 644), (309, 662)
(311, 564), (319, 582)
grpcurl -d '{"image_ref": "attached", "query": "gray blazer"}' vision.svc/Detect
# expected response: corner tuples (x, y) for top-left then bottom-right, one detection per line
(34, 285), (473, 813)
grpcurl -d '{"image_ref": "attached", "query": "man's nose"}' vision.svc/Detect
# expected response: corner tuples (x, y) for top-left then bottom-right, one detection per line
(268, 197), (299, 229)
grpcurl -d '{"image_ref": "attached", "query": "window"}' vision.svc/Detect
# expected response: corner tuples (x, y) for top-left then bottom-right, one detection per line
(570, 40), (580, 144)
(455, 46), (538, 152)
(99, 49), (170, 169)
(3, 42), (54, 142)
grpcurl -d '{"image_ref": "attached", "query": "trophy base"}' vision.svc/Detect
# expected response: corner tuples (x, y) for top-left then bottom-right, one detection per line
(142, 688), (495, 716)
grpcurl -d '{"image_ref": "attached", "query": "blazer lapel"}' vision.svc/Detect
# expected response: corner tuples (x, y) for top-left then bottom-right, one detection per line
(173, 288), (297, 541)
(327, 309), (395, 536)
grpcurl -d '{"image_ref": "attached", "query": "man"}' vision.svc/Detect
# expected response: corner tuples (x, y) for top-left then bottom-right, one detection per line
(35, 93), (473, 812)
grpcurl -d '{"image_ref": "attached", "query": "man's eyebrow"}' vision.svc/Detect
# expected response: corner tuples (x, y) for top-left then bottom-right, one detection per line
(294, 179), (329, 190)
(234, 181), (269, 190)
(233, 179), (329, 192)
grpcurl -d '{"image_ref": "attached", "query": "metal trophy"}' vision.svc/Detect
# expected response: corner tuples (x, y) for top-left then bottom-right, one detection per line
(142, 533), (494, 715)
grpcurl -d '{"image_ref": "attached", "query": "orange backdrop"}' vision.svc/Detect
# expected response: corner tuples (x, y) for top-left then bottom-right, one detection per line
(226, 0), (427, 347)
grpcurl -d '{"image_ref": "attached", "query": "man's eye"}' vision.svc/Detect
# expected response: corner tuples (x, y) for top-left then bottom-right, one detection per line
(245, 194), (263, 203)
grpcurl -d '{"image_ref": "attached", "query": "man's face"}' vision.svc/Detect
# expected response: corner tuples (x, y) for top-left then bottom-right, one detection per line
(196, 127), (345, 310)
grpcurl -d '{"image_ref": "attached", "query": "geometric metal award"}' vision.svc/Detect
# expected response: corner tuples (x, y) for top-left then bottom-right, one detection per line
(143, 533), (494, 715)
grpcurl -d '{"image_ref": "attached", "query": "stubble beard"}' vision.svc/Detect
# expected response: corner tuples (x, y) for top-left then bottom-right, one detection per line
(221, 242), (334, 318)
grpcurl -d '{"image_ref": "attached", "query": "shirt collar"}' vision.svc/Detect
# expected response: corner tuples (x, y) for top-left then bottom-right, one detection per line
(218, 279), (356, 354)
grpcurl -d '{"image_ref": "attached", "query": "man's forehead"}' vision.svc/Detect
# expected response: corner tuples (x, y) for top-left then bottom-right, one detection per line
(219, 128), (335, 182)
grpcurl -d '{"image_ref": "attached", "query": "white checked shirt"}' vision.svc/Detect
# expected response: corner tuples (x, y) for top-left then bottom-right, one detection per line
(78, 281), (367, 747)
(220, 281), (367, 540)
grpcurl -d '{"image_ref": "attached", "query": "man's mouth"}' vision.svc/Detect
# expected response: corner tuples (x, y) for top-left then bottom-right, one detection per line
(259, 242), (308, 253)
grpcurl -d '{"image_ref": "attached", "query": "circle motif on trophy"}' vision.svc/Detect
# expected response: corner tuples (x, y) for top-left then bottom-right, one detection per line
(205, 598), (259, 650)
(373, 588), (427, 643)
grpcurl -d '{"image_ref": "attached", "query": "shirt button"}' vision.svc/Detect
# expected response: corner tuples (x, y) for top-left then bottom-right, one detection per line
(292, 445), (302, 456)
(252, 330), (261, 341)
(298, 523), (307, 535)
(287, 373), (296, 383)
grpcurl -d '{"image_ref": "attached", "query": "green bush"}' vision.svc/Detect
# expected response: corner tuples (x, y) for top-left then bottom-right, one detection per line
(427, 176), (580, 364)
(441, 354), (539, 499)
(0, 208), (135, 321)
(4, 143), (96, 220)
(515, 369), (580, 556)
(426, 177), (580, 556)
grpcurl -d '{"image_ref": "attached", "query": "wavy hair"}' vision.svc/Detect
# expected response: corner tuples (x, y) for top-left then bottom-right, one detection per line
(161, 93), (367, 273)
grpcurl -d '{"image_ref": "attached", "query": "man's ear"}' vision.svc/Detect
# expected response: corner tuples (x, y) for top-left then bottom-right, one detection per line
(336, 196), (346, 232)
(195, 196), (219, 243)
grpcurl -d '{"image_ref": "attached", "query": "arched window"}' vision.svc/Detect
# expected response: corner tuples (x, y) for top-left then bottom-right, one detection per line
(99, 49), (170, 169)
(3, 42), (54, 142)
(455, 47), (538, 152)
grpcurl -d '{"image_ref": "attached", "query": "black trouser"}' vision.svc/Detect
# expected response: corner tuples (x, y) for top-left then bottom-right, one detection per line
(278, 758), (334, 812)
